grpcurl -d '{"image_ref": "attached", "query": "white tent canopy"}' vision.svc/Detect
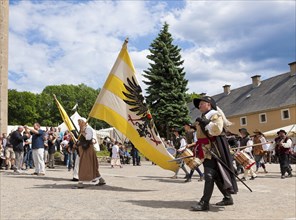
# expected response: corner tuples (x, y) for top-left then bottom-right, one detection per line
(96, 127), (127, 143)
(263, 124), (296, 138)
(58, 111), (100, 151)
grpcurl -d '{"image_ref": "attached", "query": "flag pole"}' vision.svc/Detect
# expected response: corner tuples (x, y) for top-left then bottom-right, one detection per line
(122, 37), (129, 49)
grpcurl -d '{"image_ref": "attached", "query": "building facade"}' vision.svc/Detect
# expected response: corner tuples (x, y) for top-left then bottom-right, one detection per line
(189, 61), (296, 136)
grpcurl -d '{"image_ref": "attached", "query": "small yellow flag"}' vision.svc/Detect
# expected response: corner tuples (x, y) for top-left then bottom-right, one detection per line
(53, 94), (77, 139)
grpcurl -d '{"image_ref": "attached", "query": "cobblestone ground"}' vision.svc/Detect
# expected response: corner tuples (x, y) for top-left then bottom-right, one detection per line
(1, 161), (295, 220)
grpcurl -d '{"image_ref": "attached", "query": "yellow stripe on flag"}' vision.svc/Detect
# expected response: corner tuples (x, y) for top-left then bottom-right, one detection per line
(104, 74), (127, 100)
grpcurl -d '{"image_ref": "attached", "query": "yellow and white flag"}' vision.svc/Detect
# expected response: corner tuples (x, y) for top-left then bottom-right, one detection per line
(89, 39), (178, 172)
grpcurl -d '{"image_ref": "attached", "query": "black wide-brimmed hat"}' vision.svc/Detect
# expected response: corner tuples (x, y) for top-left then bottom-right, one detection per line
(277, 129), (287, 135)
(239, 128), (250, 135)
(193, 96), (217, 110)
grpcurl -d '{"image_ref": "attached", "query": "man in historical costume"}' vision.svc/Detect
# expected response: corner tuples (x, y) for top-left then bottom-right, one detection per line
(274, 129), (293, 179)
(252, 129), (268, 173)
(238, 128), (257, 181)
(170, 128), (190, 179)
(76, 118), (106, 188)
(191, 96), (238, 211)
(183, 122), (204, 182)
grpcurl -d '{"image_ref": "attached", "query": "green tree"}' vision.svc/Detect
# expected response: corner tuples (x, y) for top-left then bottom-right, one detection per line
(39, 84), (108, 129)
(186, 92), (201, 103)
(143, 22), (190, 138)
(8, 84), (109, 130)
(8, 89), (39, 125)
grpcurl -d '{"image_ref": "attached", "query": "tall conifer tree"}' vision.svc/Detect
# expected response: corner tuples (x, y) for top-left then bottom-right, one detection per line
(143, 23), (190, 138)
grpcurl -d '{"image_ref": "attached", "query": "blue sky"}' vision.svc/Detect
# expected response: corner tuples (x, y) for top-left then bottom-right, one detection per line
(8, 0), (296, 95)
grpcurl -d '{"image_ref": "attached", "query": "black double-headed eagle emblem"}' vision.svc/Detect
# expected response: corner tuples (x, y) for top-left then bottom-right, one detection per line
(122, 76), (161, 145)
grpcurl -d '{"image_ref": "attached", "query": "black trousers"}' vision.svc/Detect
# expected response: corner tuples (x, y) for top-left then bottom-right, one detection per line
(201, 158), (231, 203)
(278, 153), (291, 176)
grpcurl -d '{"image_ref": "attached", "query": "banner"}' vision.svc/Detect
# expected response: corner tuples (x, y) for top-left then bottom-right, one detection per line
(88, 40), (178, 172)
(53, 94), (78, 140)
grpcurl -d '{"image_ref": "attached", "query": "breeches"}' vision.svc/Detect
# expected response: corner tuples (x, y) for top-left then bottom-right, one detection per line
(201, 159), (230, 203)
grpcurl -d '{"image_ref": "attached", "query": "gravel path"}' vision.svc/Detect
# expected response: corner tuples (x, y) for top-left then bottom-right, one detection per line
(1, 162), (295, 220)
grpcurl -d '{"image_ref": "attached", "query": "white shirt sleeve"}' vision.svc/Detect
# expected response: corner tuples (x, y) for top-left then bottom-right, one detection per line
(282, 139), (293, 148)
(193, 131), (198, 142)
(243, 139), (253, 153)
(180, 138), (187, 148)
(260, 136), (269, 151)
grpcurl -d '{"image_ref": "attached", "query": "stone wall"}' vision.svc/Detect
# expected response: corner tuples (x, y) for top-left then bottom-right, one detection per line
(0, 0), (9, 135)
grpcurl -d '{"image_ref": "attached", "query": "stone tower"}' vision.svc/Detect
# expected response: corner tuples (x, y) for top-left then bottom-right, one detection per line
(0, 0), (9, 135)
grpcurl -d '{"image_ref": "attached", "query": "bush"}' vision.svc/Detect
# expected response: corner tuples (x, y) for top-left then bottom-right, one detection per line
(96, 149), (110, 157)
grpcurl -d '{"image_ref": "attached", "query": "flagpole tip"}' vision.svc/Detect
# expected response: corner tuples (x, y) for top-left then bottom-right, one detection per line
(122, 38), (129, 49)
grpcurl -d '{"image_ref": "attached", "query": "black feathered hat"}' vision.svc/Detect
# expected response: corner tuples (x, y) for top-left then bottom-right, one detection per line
(193, 96), (217, 110)
(277, 129), (287, 135)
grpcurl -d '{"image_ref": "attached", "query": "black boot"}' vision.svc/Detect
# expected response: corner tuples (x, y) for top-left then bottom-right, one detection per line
(191, 200), (209, 211)
(184, 177), (191, 182)
(215, 196), (233, 206)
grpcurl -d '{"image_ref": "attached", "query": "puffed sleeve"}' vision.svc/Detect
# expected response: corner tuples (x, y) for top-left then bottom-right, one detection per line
(84, 126), (93, 141)
(205, 113), (224, 136)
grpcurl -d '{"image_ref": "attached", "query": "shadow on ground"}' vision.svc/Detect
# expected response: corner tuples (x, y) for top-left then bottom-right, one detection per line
(29, 183), (156, 192)
(122, 199), (224, 212)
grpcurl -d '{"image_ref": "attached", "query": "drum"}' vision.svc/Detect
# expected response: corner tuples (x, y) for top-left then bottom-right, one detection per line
(180, 148), (203, 170)
(234, 151), (255, 169)
(166, 147), (176, 157)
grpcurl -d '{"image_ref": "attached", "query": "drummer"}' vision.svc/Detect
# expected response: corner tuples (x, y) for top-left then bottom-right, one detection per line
(238, 128), (257, 181)
(170, 128), (190, 179)
(183, 122), (204, 182)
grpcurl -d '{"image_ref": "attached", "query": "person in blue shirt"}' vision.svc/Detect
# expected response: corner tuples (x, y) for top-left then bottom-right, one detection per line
(25, 123), (46, 176)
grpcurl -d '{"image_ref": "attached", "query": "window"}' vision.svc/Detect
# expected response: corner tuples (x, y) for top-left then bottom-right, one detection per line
(281, 109), (290, 120)
(259, 113), (267, 123)
(240, 117), (247, 126)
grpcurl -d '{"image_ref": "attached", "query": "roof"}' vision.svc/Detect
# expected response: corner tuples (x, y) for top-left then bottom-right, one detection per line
(189, 71), (296, 120)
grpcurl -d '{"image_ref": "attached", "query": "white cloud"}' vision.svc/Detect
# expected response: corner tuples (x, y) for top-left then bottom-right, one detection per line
(7, 0), (295, 96)
(163, 0), (295, 94)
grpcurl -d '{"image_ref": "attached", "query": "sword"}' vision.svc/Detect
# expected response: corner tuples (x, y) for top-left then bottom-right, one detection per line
(207, 148), (253, 192)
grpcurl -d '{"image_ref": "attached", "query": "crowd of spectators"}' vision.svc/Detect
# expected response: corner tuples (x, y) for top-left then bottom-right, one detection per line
(0, 125), (295, 181)
(0, 126), (142, 172)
